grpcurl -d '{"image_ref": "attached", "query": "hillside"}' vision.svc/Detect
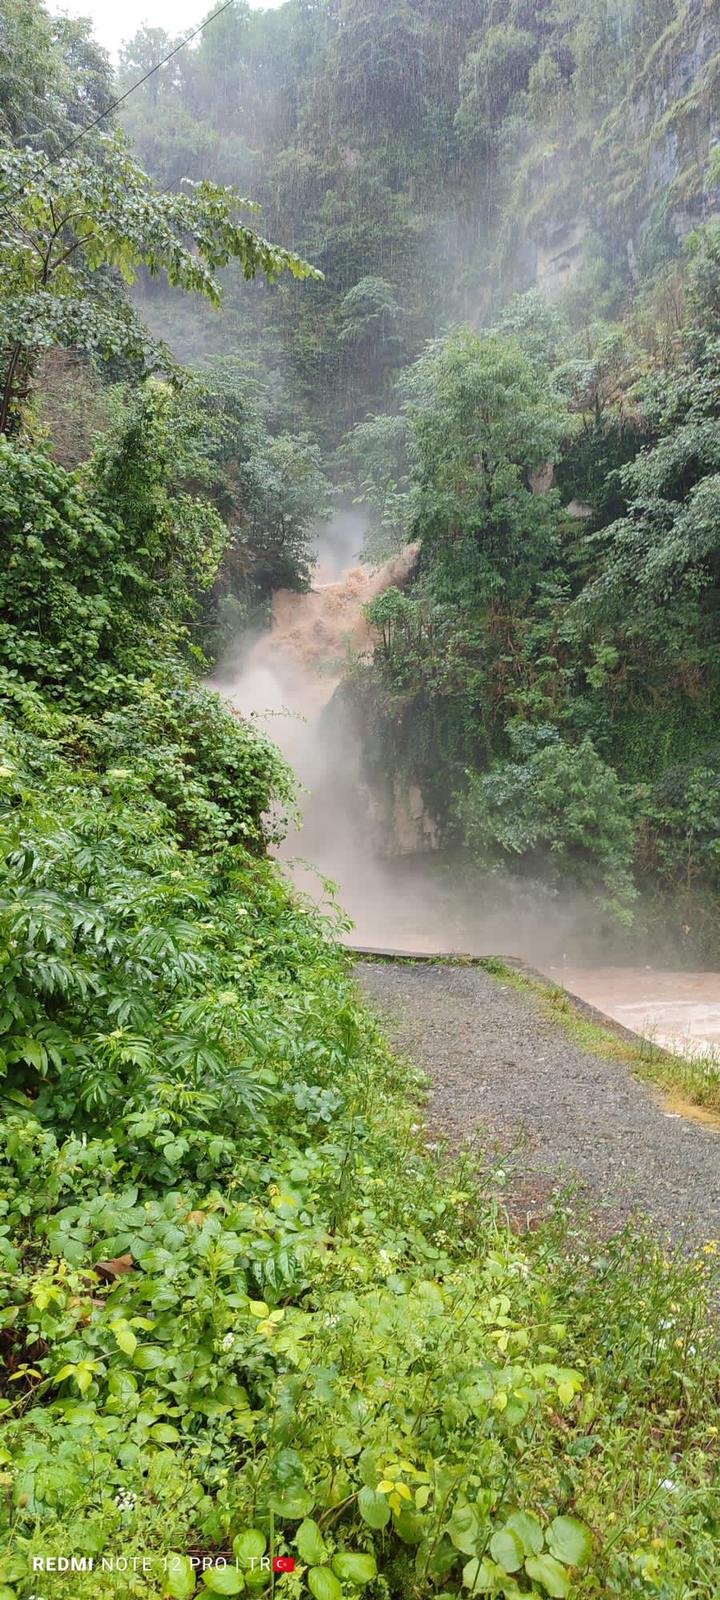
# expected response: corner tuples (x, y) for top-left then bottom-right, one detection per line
(1, 3), (720, 1597)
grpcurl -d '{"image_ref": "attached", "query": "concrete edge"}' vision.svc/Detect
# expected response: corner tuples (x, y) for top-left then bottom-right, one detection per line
(347, 943), (674, 1063)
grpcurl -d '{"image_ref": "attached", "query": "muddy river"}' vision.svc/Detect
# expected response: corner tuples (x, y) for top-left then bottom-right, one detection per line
(214, 517), (720, 1066)
(544, 965), (720, 1059)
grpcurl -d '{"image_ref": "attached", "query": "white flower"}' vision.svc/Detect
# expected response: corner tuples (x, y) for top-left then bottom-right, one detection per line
(324, 1313), (339, 1328)
(660, 1479), (678, 1492)
(222, 1332), (234, 1351)
(114, 1488), (138, 1514)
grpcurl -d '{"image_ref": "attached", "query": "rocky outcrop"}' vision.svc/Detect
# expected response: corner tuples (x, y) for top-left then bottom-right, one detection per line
(535, 219), (586, 299)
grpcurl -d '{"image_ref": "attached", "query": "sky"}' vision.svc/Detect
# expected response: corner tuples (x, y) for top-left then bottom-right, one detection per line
(47, 0), (283, 58)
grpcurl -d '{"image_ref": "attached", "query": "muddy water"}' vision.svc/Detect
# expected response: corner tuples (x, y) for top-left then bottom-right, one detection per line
(213, 519), (720, 1064)
(544, 965), (720, 1060)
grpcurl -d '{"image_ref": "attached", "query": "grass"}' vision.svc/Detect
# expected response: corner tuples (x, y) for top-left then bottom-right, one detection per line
(354, 952), (720, 1116)
(480, 957), (720, 1117)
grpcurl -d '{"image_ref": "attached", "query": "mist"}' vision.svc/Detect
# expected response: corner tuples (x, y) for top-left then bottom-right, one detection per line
(211, 514), (649, 970)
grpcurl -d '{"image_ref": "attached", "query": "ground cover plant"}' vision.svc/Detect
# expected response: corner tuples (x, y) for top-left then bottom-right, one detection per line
(0, 686), (719, 1599)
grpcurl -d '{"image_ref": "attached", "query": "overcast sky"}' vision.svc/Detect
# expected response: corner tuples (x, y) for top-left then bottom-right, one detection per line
(47, 0), (283, 58)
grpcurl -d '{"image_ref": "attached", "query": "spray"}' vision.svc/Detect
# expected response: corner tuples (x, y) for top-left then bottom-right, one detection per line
(211, 517), (720, 1055)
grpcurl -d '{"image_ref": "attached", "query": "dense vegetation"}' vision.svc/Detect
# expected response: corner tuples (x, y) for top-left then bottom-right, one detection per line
(1, 3), (720, 1599)
(357, 250), (720, 946)
(113, 0), (720, 951)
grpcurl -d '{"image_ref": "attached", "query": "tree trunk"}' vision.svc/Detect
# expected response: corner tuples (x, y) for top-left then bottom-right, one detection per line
(0, 342), (27, 437)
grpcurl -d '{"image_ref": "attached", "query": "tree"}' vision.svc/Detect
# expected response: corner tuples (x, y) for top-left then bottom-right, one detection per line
(0, 383), (230, 693)
(0, 134), (320, 433)
(0, 0), (111, 151)
(457, 723), (637, 911)
(406, 328), (568, 604)
(454, 27), (536, 156)
(341, 410), (412, 553)
(577, 228), (720, 651)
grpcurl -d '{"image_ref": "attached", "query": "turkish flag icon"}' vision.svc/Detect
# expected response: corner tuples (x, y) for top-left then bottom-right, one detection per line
(272, 1556), (296, 1573)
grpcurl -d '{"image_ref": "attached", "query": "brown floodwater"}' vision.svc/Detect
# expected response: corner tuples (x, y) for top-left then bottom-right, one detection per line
(544, 965), (720, 1060)
(213, 517), (720, 1067)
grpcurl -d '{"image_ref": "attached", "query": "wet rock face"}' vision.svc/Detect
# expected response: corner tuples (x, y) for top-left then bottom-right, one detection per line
(392, 781), (440, 854)
(365, 776), (439, 857)
(529, 460), (556, 495)
(535, 219), (586, 299)
(519, 0), (720, 300)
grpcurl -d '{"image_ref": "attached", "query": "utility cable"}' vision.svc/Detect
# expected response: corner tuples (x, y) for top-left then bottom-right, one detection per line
(0, 0), (237, 211)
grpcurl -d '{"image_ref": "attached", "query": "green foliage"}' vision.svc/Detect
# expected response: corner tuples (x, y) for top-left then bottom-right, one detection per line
(0, 0), (111, 152)
(1, 719), (718, 1594)
(340, 411), (411, 556)
(642, 748), (720, 903)
(355, 230), (720, 939)
(407, 328), (568, 605)
(458, 725), (637, 912)
(0, 132), (320, 432)
(2, 12), (720, 1592)
(0, 406), (225, 694)
(455, 27), (537, 156)
(0, 715), (289, 1142)
(111, 0), (720, 447)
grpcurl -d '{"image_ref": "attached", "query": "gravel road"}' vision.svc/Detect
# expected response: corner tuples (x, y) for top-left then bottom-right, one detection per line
(356, 959), (720, 1245)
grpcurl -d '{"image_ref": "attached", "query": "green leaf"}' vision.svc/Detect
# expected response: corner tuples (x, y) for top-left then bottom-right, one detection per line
(505, 1511), (543, 1557)
(331, 1551), (378, 1585)
(233, 1530), (266, 1568)
(149, 1423), (181, 1443)
(202, 1568), (245, 1595)
(307, 1569), (342, 1600)
(112, 1320), (138, 1357)
(269, 1487), (314, 1519)
(547, 1516), (592, 1567)
(462, 1556), (495, 1591)
(489, 1527), (525, 1573)
(165, 1554), (196, 1598)
(133, 1344), (168, 1370)
(525, 1554), (570, 1597)
(296, 1519), (328, 1566)
(358, 1486), (390, 1529)
(448, 1503), (482, 1554)
(393, 1506), (425, 1545)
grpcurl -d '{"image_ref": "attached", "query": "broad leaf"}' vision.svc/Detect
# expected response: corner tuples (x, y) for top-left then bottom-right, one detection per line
(505, 1511), (543, 1557)
(358, 1487), (390, 1529)
(525, 1554), (571, 1597)
(165, 1555), (196, 1599)
(547, 1516), (592, 1567)
(233, 1531), (266, 1568)
(489, 1526), (525, 1573)
(331, 1551), (378, 1585)
(296, 1519), (328, 1566)
(307, 1568), (343, 1600)
(202, 1567), (245, 1595)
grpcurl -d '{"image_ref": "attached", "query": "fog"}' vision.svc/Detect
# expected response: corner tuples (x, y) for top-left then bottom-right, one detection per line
(209, 512), (720, 1056)
(213, 513), (637, 964)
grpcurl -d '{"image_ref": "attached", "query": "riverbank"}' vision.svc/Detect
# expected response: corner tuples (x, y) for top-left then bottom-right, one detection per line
(356, 957), (720, 1244)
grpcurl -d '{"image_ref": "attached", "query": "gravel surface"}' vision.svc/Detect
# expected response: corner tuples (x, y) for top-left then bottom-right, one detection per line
(356, 959), (720, 1245)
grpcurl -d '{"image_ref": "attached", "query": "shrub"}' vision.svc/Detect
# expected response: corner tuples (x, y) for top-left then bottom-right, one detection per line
(458, 724), (637, 913)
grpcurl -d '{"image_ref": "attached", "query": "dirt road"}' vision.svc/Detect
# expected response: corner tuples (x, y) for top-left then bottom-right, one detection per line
(356, 959), (720, 1245)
